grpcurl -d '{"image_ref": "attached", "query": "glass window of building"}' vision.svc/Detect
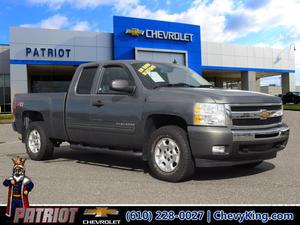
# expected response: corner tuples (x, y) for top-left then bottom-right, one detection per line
(0, 74), (11, 113)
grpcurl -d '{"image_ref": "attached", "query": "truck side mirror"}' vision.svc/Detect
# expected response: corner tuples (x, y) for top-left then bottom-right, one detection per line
(110, 79), (136, 94)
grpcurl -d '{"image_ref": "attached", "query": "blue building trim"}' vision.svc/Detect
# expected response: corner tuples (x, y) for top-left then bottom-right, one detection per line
(10, 59), (89, 66)
(201, 65), (295, 73)
(113, 16), (202, 73)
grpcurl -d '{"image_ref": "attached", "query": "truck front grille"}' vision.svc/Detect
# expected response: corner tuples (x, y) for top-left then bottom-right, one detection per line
(230, 105), (281, 111)
(229, 103), (283, 129)
(232, 117), (281, 126)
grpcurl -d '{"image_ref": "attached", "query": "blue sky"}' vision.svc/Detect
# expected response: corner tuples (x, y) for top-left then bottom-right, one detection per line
(0, 0), (300, 86)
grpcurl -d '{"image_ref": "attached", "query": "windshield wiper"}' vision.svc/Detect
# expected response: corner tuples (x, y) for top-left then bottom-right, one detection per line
(153, 83), (199, 89)
(153, 83), (212, 89)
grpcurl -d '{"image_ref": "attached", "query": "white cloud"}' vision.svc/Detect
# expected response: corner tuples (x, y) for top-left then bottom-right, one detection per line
(28, 0), (138, 9)
(114, 0), (235, 42)
(21, 14), (93, 32)
(28, 0), (71, 10)
(24, 0), (236, 43)
(71, 21), (91, 31)
(78, 0), (138, 9)
(21, 14), (69, 29)
(111, 0), (300, 45)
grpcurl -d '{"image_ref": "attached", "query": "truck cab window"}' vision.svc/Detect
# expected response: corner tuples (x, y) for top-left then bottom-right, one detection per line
(98, 66), (133, 94)
(76, 67), (98, 94)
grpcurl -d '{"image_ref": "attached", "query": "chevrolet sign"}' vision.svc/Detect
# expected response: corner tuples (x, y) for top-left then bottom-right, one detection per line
(125, 28), (193, 42)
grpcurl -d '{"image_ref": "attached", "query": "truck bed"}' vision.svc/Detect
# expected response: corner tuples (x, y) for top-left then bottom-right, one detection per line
(14, 92), (68, 141)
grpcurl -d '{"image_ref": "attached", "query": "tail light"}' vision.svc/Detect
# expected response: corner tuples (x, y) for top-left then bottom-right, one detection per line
(12, 99), (24, 114)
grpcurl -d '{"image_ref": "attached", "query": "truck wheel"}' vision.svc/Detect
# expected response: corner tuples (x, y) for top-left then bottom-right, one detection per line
(147, 126), (195, 182)
(25, 122), (54, 160)
(233, 161), (263, 168)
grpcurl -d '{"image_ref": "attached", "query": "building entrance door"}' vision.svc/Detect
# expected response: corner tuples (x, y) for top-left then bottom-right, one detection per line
(135, 48), (187, 66)
(27, 65), (76, 93)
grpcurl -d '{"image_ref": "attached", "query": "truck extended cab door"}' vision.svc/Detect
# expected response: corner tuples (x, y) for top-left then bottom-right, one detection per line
(88, 64), (143, 149)
(65, 65), (100, 144)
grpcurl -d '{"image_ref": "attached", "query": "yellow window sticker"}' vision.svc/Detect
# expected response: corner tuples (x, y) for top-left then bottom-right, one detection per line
(142, 63), (151, 69)
(138, 63), (156, 76)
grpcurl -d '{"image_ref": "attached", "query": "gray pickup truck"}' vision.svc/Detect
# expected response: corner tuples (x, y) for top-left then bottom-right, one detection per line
(12, 60), (289, 182)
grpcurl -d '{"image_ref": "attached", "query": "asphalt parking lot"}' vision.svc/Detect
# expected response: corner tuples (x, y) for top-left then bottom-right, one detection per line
(0, 111), (299, 204)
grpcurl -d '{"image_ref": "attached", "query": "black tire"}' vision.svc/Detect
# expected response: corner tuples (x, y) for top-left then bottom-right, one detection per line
(147, 125), (195, 182)
(233, 161), (263, 168)
(25, 122), (54, 160)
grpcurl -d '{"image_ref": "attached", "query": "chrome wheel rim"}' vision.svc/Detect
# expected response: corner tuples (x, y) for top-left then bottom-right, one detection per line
(154, 138), (180, 173)
(28, 129), (41, 153)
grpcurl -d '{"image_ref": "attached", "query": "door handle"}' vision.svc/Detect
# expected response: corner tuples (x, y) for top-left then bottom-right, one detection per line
(92, 100), (104, 107)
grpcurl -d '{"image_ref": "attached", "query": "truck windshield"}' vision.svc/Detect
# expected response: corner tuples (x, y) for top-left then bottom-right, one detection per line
(131, 62), (212, 89)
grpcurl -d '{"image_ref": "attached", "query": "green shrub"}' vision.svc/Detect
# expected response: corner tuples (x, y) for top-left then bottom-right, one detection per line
(0, 114), (14, 121)
(284, 105), (300, 111)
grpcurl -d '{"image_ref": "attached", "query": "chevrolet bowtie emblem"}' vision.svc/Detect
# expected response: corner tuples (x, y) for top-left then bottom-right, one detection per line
(259, 109), (271, 120)
(84, 208), (119, 217)
(125, 28), (144, 36)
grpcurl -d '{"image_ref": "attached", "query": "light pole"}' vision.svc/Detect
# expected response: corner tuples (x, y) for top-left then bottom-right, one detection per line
(290, 43), (296, 51)
(281, 43), (296, 94)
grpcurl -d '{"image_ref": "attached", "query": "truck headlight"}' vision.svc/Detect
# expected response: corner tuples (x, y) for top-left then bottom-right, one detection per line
(194, 103), (226, 126)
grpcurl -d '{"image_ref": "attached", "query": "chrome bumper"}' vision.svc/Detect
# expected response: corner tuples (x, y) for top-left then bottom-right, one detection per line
(232, 124), (289, 142)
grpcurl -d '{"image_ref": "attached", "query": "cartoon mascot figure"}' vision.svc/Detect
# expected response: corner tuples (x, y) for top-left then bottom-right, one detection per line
(3, 156), (34, 217)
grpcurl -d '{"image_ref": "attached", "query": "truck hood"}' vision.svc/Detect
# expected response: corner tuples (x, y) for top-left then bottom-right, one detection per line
(154, 87), (282, 104)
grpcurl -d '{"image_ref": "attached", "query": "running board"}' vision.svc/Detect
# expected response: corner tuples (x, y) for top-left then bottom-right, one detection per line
(70, 144), (143, 157)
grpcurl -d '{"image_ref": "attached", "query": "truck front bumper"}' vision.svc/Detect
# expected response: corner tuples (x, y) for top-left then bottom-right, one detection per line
(188, 123), (289, 167)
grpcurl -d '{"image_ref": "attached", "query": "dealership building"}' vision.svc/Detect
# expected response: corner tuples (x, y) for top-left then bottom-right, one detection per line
(0, 16), (296, 112)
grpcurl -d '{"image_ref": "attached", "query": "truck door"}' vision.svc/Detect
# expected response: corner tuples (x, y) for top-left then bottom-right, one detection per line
(65, 65), (99, 144)
(89, 64), (142, 149)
